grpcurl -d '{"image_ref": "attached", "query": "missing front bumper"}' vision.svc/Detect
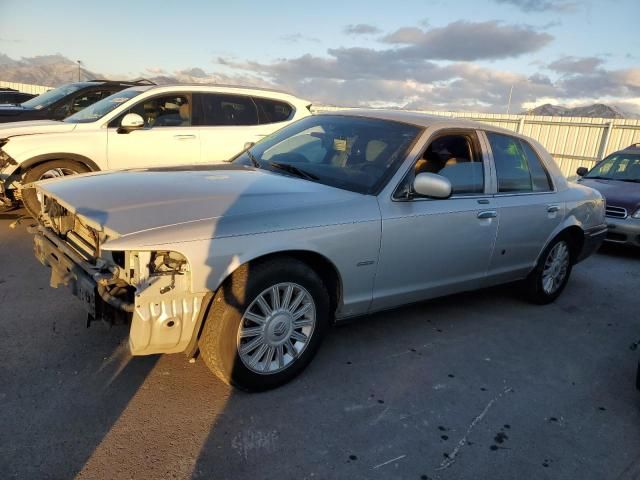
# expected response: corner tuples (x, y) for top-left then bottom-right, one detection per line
(33, 228), (207, 356)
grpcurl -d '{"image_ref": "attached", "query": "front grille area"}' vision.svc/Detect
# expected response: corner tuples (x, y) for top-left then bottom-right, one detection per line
(605, 205), (628, 219)
(42, 196), (99, 262)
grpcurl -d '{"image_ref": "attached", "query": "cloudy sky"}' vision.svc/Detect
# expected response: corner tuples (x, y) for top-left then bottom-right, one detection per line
(1, 0), (639, 113)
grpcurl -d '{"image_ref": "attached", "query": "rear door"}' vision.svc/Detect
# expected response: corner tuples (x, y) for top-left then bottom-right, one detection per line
(195, 93), (296, 163)
(481, 131), (563, 282)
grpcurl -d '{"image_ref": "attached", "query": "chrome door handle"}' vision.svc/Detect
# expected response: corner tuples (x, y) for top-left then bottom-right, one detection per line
(547, 205), (560, 213)
(477, 210), (498, 219)
(174, 134), (196, 140)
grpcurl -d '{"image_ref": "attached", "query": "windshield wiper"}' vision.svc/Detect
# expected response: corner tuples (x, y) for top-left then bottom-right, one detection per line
(269, 161), (318, 181)
(246, 150), (261, 168)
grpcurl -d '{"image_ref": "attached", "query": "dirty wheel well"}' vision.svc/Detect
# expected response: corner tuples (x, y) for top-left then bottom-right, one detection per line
(563, 226), (585, 263)
(251, 251), (342, 317)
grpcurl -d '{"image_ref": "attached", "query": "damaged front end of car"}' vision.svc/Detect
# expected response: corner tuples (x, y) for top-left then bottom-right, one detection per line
(32, 194), (207, 356)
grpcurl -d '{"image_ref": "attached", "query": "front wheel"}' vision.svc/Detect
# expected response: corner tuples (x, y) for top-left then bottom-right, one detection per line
(524, 236), (573, 304)
(21, 160), (91, 218)
(198, 258), (330, 391)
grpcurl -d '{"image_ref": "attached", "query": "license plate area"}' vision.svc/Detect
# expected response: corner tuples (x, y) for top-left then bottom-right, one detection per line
(69, 272), (96, 317)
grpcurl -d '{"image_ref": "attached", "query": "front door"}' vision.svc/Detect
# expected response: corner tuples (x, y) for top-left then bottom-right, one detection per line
(107, 93), (200, 170)
(372, 130), (499, 311)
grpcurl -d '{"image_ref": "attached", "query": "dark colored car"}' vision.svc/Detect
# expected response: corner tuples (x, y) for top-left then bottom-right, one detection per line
(0, 79), (155, 123)
(0, 88), (36, 105)
(576, 143), (640, 247)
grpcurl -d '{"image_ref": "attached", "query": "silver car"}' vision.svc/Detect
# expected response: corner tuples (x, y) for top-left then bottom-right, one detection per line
(32, 110), (607, 391)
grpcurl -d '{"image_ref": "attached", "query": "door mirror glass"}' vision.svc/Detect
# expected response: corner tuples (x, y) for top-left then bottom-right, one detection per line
(576, 166), (588, 177)
(119, 113), (145, 131)
(413, 173), (452, 199)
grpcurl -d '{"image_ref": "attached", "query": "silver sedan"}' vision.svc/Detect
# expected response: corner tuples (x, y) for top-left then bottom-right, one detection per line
(33, 110), (607, 391)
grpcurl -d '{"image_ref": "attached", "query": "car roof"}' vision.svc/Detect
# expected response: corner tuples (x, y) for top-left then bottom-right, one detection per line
(616, 143), (640, 155)
(133, 83), (311, 104)
(315, 108), (521, 136)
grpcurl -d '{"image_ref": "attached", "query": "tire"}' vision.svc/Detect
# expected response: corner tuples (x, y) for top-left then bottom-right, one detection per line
(198, 257), (330, 392)
(524, 235), (573, 304)
(21, 160), (91, 218)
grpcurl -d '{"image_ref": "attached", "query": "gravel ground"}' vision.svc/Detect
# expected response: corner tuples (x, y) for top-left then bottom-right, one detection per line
(1, 209), (639, 480)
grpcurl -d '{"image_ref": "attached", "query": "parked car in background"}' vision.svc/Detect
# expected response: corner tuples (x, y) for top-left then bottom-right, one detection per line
(31, 110), (606, 391)
(0, 88), (36, 105)
(576, 143), (640, 247)
(0, 84), (311, 214)
(0, 79), (153, 124)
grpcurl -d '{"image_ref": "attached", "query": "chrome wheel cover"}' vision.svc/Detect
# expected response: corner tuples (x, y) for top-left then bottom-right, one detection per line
(541, 241), (569, 295)
(237, 282), (316, 375)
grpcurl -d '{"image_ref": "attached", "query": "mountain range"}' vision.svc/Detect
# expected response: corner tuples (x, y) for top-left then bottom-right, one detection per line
(523, 103), (630, 118)
(1, 53), (637, 118)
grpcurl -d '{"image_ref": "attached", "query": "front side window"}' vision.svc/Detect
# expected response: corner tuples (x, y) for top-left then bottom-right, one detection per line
(233, 115), (421, 194)
(108, 94), (191, 128)
(196, 93), (259, 126)
(65, 88), (145, 124)
(412, 133), (484, 195)
(585, 154), (640, 181)
(68, 90), (113, 115)
(487, 132), (551, 193)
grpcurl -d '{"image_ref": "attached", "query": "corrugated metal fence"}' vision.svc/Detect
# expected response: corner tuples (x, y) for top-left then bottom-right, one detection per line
(315, 106), (640, 178)
(0, 81), (51, 95)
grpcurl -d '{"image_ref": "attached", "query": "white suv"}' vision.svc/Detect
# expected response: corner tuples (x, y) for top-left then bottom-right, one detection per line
(0, 84), (312, 215)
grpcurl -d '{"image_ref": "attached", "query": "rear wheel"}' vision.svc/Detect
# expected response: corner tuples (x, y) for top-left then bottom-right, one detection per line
(198, 258), (330, 391)
(524, 235), (573, 304)
(21, 160), (91, 218)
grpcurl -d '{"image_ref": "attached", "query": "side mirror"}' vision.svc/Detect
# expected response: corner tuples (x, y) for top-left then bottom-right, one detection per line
(118, 113), (145, 133)
(576, 167), (588, 177)
(413, 173), (452, 199)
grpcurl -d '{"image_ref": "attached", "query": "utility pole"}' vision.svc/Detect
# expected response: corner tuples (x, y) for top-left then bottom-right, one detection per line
(506, 84), (513, 114)
(77, 60), (82, 81)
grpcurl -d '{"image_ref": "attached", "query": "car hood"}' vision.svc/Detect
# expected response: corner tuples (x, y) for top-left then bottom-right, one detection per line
(0, 104), (35, 116)
(36, 165), (376, 247)
(0, 120), (76, 137)
(579, 178), (640, 213)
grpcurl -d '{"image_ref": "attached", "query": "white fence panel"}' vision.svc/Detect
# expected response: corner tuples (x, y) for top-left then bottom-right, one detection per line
(0, 81), (51, 95)
(313, 106), (640, 177)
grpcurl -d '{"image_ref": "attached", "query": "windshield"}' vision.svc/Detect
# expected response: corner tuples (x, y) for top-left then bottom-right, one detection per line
(585, 153), (640, 181)
(233, 115), (422, 194)
(64, 88), (145, 123)
(20, 82), (94, 110)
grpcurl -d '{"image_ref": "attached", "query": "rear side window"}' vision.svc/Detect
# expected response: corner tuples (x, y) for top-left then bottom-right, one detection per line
(521, 141), (552, 191)
(487, 132), (551, 193)
(196, 93), (259, 126)
(253, 97), (293, 124)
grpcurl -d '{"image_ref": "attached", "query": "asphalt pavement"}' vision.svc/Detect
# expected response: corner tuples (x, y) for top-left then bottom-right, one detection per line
(1, 209), (639, 480)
